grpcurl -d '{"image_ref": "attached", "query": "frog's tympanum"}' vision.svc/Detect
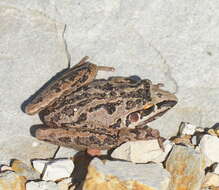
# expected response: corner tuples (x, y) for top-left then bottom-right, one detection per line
(25, 56), (177, 154)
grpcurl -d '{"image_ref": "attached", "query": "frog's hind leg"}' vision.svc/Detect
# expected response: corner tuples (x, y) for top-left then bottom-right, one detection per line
(32, 126), (88, 151)
(32, 125), (118, 152)
(25, 56), (115, 115)
(118, 127), (165, 150)
(74, 56), (115, 72)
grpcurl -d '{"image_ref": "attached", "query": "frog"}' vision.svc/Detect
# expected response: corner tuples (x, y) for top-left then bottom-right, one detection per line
(25, 56), (177, 156)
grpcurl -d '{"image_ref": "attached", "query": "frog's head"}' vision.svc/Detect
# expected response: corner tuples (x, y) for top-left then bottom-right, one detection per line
(125, 81), (177, 128)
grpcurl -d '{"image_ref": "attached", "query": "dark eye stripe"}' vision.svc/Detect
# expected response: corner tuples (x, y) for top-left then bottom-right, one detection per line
(141, 105), (155, 118)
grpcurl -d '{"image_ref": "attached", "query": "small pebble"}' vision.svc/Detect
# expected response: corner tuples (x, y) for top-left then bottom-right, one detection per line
(26, 180), (58, 190)
(42, 159), (74, 181)
(111, 139), (173, 163)
(11, 159), (40, 180)
(179, 122), (197, 135)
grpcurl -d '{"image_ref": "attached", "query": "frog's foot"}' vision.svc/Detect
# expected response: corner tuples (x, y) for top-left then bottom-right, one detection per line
(87, 149), (101, 157)
(77, 56), (115, 72)
(97, 65), (115, 72)
(24, 56), (115, 115)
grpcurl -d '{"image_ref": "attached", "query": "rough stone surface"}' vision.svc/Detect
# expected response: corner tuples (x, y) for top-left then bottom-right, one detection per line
(57, 178), (73, 190)
(111, 139), (173, 163)
(199, 135), (219, 164)
(0, 165), (13, 173)
(179, 122), (197, 135)
(42, 159), (74, 181)
(0, 171), (26, 190)
(1, 0), (219, 163)
(192, 136), (198, 146)
(0, 3), (68, 159)
(166, 145), (206, 190)
(26, 181), (58, 190)
(54, 147), (78, 159)
(202, 173), (219, 188)
(83, 158), (171, 190)
(213, 163), (219, 175)
(32, 159), (50, 174)
(11, 159), (40, 180)
(0, 136), (57, 166)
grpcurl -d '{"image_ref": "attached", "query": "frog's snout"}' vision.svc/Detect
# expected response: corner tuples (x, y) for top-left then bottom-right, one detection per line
(151, 84), (178, 110)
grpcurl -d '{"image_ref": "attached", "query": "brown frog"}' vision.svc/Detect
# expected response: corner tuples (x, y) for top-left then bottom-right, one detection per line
(25, 56), (177, 155)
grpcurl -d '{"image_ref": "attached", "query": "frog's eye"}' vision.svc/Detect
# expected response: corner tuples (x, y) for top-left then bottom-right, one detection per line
(128, 112), (140, 122)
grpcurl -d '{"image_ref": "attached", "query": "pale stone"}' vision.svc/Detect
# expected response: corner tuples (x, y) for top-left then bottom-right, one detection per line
(111, 139), (173, 163)
(26, 181), (58, 190)
(84, 158), (171, 190)
(0, 5), (68, 160)
(0, 136), (57, 166)
(11, 159), (40, 180)
(42, 159), (74, 181)
(57, 178), (73, 190)
(166, 145), (206, 190)
(54, 147), (78, 159)
(179, 122), (197, 135)
(0, 171), (26, 190)
(192, 136), (197, 145)
(202, 173), (219, 188)
(32, 159), (50, 174)
(213, 163), (219, 175)
(199, 135), (219, 164)
(1, 0), (219, 166)
(0, 165), (13, 172)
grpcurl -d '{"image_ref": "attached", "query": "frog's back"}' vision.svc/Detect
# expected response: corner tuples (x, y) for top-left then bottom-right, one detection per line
(40, 77), (152, 128)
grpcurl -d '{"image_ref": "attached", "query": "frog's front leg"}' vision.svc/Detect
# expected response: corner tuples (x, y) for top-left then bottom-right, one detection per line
(118, 126), (165, 150)
(25, 56), (115, 115)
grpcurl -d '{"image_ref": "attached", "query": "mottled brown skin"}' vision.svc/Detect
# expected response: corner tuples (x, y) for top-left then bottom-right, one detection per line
(25, 57), (177, 152)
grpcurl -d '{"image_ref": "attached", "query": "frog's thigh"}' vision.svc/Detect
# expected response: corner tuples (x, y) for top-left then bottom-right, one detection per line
(34, 127), (88, 150)
(25, 57), (115, 115)
(34, 126), (117, 150)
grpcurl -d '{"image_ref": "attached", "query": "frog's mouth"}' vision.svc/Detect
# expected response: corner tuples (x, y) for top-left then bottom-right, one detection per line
(126, 99), (177, 128)
(143, 100), (177, 123)
(136, 100), (177, 127)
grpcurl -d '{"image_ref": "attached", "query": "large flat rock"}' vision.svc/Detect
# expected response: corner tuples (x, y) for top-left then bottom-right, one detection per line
(0, 0), (219, 159)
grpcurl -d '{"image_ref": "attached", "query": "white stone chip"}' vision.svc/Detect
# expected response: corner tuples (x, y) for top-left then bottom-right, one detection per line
(191, 136), (197, 145)
(32, 141), (40, 147)
(213, 163), (219, 175)
(199, 135), (219, 164)
(202, 172), (219, 187)
(26, 180), (58, 190)
(42, 159), (74, 181)
(0, 165), (13, 172)
(180, 122), (197, 135)
(55, 147), (78, 159)
(32, 159), (50, 174)
(57, 177), (73, 190)
(111, 139), (173, 163)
